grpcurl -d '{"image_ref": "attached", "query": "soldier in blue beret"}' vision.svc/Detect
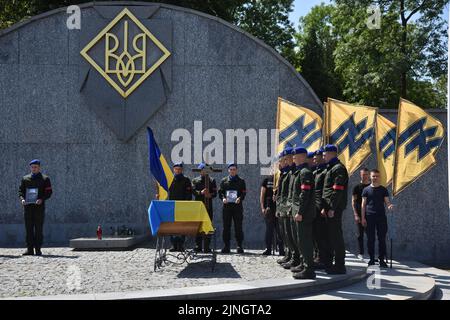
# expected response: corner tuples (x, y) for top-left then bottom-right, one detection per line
(18, 159), (53, 256)
(321, 144), (349, 274)
(218, 163), (247, 254)
(167, 162), (192, 252)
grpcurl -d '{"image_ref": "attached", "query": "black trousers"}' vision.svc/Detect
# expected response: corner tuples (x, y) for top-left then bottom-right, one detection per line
(313, 211), (331, 265)
(196, 208), (213, 249)
(24, 205), (45, 249)
(366, 214), (388, 260)
(356, 221), (366, 255)
(222, 204), (244, 248)
(264, 207), (282, 251)
(326, 209), (346, 267)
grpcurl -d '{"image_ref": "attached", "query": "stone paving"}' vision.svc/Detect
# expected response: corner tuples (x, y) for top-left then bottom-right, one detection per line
(0, 245), (293, 298)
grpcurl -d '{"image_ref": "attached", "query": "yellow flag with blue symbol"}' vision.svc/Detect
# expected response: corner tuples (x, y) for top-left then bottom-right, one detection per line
(393, 99), (444, 196)
(325, 98), (377, 175)
(375, 114), (396, 187)
(276, 97), (323, 153)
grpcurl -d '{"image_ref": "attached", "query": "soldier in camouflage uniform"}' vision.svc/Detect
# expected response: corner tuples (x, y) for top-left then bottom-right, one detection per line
(321, 145), (349, 274)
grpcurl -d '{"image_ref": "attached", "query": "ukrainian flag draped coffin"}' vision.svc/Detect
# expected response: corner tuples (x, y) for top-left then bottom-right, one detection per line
(325, 98), (377, 175)
(393, 99), (444, 196)
(148, 200), (214, 235)
(276, 97), (322, 154)
(375, 114), (396, 186)
(147, 127), (174, 200)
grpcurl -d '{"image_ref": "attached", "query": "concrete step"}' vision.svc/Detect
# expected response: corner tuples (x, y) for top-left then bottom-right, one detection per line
(290, 260), (436, 300)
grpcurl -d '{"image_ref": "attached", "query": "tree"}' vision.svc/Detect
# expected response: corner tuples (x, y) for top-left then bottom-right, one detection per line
(295, 3), (343, 102)
(332, 0), (448, 108)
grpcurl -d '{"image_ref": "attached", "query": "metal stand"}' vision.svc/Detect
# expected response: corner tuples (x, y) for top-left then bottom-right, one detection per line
(154, 230), (217, 272)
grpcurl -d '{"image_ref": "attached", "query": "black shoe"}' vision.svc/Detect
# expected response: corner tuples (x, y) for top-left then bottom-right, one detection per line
(379, 260), (388, 268)
(326, 266), (347, 274)
(35, 248), (42, 256)
(262, 249), (271, 256)
(22, 249), (34, 256)
(221, 247), (230, 254)
(236, 247), (244, 254)
(204, 248), (212, 253)
(293, 268), (316, 280)
(169, 246), (177, 252)
(282, 259), (296, 269)
(368, 259), (376, 266)
(178, 246), (185, 252)
(313, 262), (326, 270)
(277, 253), (291, 264)
(290, 264), (305, 273)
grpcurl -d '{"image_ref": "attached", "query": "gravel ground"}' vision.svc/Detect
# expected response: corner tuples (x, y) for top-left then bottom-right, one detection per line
(0, 246), (292, 298)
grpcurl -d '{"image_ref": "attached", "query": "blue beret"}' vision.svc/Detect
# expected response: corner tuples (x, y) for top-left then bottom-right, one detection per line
(307, 151), (315, 158)
(293, 147), (307, 155)
(324, 144), (338, 152)
(282, 147), (294, 156)
(29, 159), (41, 166)
(173, 162), (183, 168)
(197, 162), (206, 170)
(227, 163), (237, 169)
(314, 147), (324, 156)
(277, 151), (284, 160)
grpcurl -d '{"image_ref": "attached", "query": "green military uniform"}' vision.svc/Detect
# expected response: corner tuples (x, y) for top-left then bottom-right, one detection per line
(280, 166), (299, 268)
(284, 165), (302, 269)
(313, 164), (331, 268)
(168, 174), (193, 250)
(322, 157), (349, 272)
(275, 169), (291, 264)
(291, 163), (316, 278)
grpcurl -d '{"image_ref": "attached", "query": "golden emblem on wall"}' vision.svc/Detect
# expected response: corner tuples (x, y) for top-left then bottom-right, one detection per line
(80, 8), (171, 98)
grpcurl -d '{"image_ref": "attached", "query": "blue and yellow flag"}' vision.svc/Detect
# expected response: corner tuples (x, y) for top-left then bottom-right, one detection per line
(393, 99), (444, 196)
(375, 114), (396, 186)
(276, 97), (323, 153)
(147, 127), (174, 200)
(325, 98), (377, 175)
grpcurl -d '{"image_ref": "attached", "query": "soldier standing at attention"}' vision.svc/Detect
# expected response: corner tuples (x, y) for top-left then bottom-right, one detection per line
(168, 162), (192, 252)
(275, 152), (291, 265)
(18, 159), (53, 256)
(260, 171), (281, 256)
(352, 168), (370, 259)
(291, 147), (316, 279)
(321, 145), (349, 274)
(312, 148), (330, 270)
(192, 163), (217, 253)
(280, 148), (300, 270)
(219, 163), (247, 254)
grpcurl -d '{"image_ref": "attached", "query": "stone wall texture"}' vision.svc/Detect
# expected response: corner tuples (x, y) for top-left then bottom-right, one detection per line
(0, 2), (448, 264)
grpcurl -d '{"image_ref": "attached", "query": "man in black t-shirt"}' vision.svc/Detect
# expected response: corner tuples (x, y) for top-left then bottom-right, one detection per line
(361, 169), (394, 267)
(351, 168), (370, 257)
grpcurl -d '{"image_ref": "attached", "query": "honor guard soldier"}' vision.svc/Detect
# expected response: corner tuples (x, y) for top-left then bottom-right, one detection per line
(291, 147), (316, 279)
(218, 163), (247, 254)
(321, 145), (349, 274)
(275, 152), (291, 264)
(168, 162), (192, 252)
(192, 163), (217, 253)
(312, 148), (330, 269)
(279, 148), (300, 270)
(18, 159), (53, 256)
(307, 151), (316, 171)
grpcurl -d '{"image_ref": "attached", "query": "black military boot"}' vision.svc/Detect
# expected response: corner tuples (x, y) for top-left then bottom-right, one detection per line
(282, 258), (296, 269)
(22, 247), (34, 256)
(236, 247), (244, 254)
(290, 263), (305, 273)
(35, 248), (42, 256)
(221, 246), (231, 254)
(277, 250), (291, 264)
(262, 249), (271, 255)
(293, 268), (316, 280)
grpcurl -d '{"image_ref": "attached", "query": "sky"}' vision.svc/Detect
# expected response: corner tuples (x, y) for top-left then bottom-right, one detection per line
(289, 0), (449, 30)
